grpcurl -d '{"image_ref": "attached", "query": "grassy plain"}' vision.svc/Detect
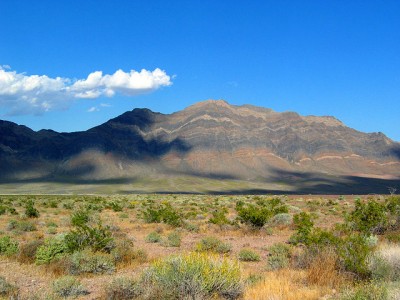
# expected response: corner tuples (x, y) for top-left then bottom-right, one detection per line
(0, 193), (399, 299)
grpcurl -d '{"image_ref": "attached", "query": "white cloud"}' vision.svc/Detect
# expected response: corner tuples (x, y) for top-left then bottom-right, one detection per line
(87, 106), (99, 113)
(0, 66), (172, 115)
(100, 103), (111, 107)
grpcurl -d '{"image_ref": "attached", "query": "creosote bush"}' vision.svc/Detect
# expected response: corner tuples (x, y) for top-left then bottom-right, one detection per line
(142, 202), (182, 227)
(236, 197), (288, 228)
(142, 252), (243, 299)
(35, 235), (68, 265)
(0, 235), (19, 256)
(25, 200), (39, 218)
(347, 199), (389, 234)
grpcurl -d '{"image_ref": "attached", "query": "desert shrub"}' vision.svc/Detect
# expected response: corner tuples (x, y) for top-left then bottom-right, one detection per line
(369, 244), (400, 281)
(0, 276), (19, 298)
(365, 235), (379, 248)
(163, 231), (181, 247)
(347, 199), (389, 234)
(70, 209), (90, 227)
(105, 277), (141, 300)
(271, 213), (293, 226)
(290, 212), (315, 245)
(339, 281), (388, 300)
(18, 239), (44, 263)
(52, 276), (89, 298)
(337, 234), (372, 279)
(108, 201), (123, 212)
(63, 202), (74, 210)
(7, 219), (36, 232)
(209, 208), (231, 226)
(266, 243), (291, 270)
(184, 222), (200, 233)
(25, 200), (39, 218)
(386, 195), (400, 219)
(196, 236), (232, 253)
(111, 239), (137, 264)
(145, 231), (162, 243)
(238, 248), (260, 262)
(17, 220), (37, 232)
(385, 232), (400, 243)
(0, 205), (6, 215)
(7, 207), (18, 215)
(0, 236), (19, 256)
(236, 198), (288, 228)
(35, 235), (68, 264)
(142, 252), (243, 299)
(64, 222), (115, 253)
(142, 202), (182, 227)
(67, 249), (115, 275)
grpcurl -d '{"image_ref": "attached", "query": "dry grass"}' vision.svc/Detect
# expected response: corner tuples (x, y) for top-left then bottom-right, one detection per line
(244, 269), (335, 300)
(306, 247), (344, 288)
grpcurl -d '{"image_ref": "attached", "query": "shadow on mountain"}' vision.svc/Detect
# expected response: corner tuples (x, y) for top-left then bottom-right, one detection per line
(268, 168), (400, 194)
(390, 145), (400, 160)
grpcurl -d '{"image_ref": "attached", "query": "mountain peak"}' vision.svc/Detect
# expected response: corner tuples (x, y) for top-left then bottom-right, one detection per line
(1, 99), (399, 192)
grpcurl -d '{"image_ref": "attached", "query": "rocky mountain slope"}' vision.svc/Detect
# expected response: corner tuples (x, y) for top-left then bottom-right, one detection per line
(1, 100), (399, 192)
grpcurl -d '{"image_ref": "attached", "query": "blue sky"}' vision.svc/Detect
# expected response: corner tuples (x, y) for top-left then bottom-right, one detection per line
(0, 0), (399, 141)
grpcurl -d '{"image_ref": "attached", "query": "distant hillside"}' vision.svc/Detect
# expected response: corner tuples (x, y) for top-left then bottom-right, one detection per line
(1, 100), (399, 194)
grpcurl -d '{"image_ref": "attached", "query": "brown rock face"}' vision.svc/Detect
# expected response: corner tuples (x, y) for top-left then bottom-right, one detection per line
(1, 99), (399, 192)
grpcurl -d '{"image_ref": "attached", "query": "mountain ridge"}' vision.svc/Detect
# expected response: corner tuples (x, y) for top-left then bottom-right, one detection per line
(1, 99), (399, 193)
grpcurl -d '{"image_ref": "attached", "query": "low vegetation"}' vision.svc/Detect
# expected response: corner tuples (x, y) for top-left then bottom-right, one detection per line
(0, 194), (399, 299)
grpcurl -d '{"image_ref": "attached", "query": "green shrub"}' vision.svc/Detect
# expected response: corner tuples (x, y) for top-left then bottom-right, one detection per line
(70, 209), (90, 227)
(209, 208), (231, 226)
(0, 236), (19, 256)
(105, 277), (141, 300)
(52, 276), (89, 298)
(385, 232), (400, 243)
(143, 252), (243, 299)
(0, 205), (6, 215)
(337, 234), (372, 279)
(339, 281), (388, 300)
(145, 231), (162, 243)
(35, 235), (68, 264)
(266, 243), (291, 270)
(68, 249), (115, 275)
(25, 200), (39, 218)
(347, 199), (389, 234)
(163, 231), (181, 247)
(64, 222), (115, 253)
(109, 201), (123, 212)
(236, 198), (288, 228)
(196, 236), (232, 253)
(0, 276), (19, 298)
(238, 248), (260, 262)
(142, 203), (182, 227)
(290, 212), (315, 245)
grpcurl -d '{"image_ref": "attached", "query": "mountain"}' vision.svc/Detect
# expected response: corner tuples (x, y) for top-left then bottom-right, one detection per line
(1, 100), (399, 194)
